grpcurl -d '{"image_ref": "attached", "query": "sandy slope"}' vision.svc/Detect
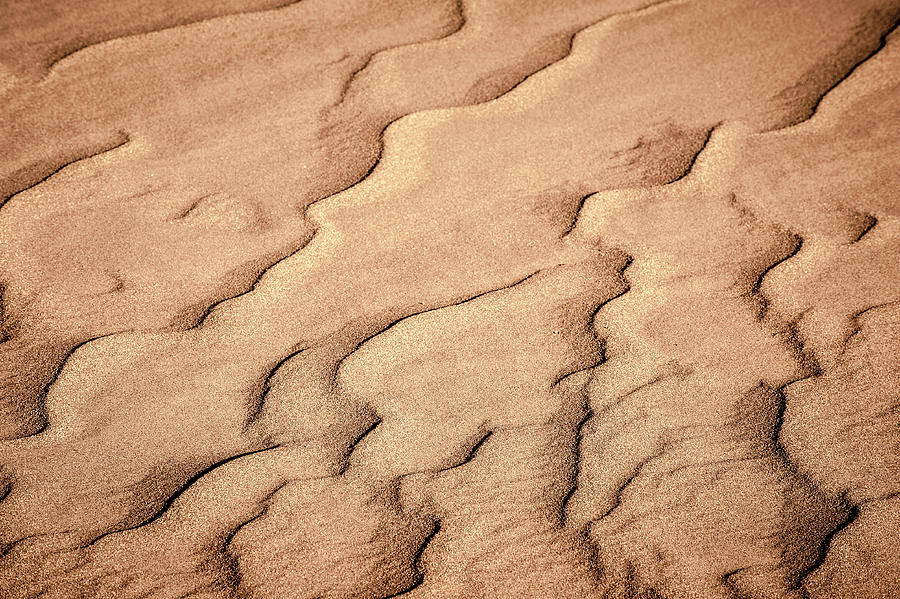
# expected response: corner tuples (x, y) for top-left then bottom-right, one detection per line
(0, 0), (898, 597)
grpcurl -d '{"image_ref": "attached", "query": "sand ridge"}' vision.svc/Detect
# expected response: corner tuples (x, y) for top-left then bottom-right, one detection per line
(0, 0), (899, 597)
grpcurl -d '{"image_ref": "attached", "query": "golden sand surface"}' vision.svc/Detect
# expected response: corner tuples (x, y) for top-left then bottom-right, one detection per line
(1, 1), (899, 597)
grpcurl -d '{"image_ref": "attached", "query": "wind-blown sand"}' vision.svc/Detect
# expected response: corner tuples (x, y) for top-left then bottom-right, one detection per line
(0, 0), (898, 597)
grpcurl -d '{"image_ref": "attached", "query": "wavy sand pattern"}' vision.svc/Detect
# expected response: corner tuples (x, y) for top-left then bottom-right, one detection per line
(1, 0), (899, 597)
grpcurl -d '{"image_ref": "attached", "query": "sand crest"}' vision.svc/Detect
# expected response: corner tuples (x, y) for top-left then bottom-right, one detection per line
(0, 1), (898, 597)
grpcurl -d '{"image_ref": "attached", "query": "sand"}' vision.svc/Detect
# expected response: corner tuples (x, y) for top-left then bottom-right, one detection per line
(0, 0), (898, 597)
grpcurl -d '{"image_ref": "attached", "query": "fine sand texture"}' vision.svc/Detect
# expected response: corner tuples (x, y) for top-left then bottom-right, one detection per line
(1, 1), (899, 597)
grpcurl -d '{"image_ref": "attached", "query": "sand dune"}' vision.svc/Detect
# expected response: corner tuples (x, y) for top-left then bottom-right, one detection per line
(0, 0), (898, 597)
